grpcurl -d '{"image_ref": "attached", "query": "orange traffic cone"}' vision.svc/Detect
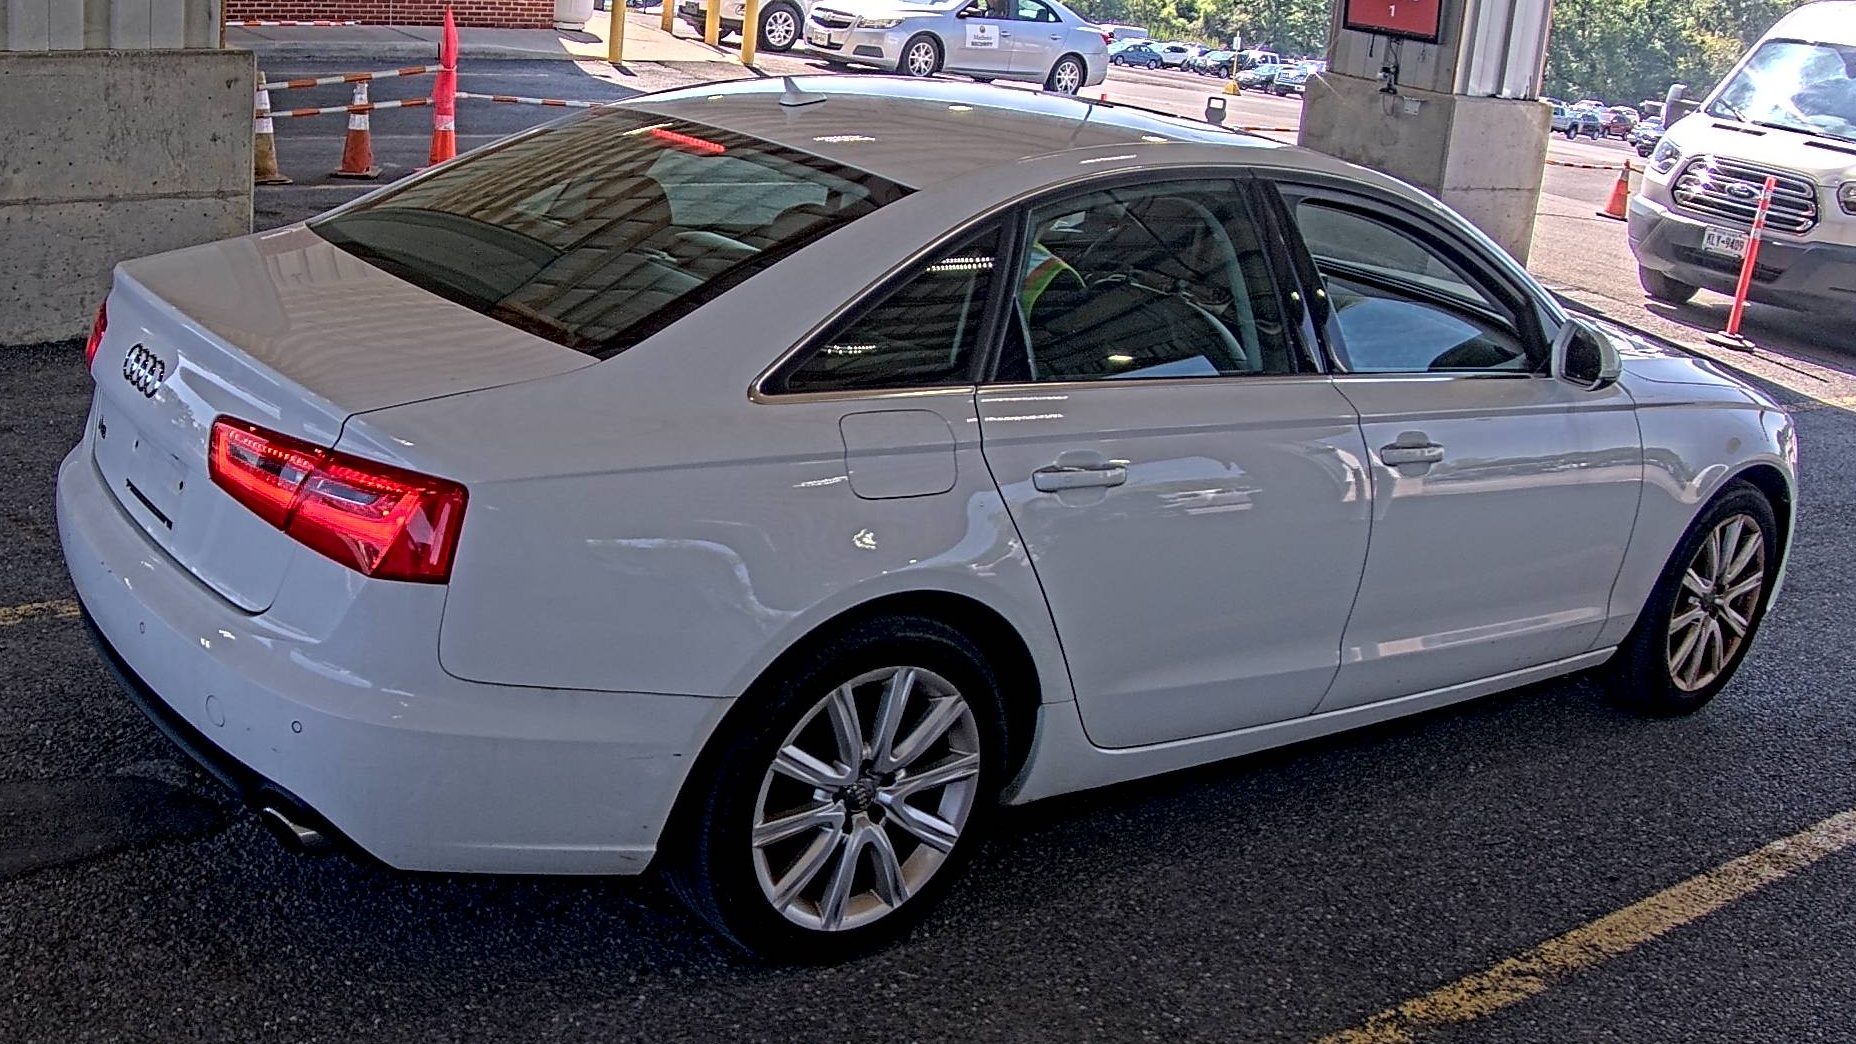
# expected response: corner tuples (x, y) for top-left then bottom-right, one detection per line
(1597, 160), (1631, 221)
(253, 79), (291, 185)
(427, 7), (459, 166)
(331, 82), (381, 179)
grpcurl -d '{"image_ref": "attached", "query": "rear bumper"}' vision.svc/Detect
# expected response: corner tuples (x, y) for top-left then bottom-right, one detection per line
(58, 440), (730, 876)
(1628, 193), (1856, 314)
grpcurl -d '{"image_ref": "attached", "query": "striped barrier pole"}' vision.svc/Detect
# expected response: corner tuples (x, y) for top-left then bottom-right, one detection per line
(261, 65), (441, 91)
(454, 91), (605, 109)
(1706, 174), (1778, 353)
(265, 97), (434, 118)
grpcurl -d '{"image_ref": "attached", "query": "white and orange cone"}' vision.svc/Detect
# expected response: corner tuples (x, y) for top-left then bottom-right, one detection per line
(331, 82), (381, 179)
(253, 79), (291, 185)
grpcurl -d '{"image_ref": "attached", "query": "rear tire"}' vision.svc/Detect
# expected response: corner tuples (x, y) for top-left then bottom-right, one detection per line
(667, 615), (1008, 961)
(1639, 265), (1699, 305)
(757, 1), (801, 52)
(900, 34), (940, 78)
(1046, 54), (1085, 94)
(1605, 482), (1779, 716)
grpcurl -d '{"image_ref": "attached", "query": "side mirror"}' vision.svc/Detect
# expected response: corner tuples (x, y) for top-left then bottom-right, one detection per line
(1552, 319), (1623, 390)
(955, 6), (973, 16)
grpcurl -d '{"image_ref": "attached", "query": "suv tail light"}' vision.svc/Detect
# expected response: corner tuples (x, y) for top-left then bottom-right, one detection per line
(209, 418), (467, 583)
(84, 301), (108, 370)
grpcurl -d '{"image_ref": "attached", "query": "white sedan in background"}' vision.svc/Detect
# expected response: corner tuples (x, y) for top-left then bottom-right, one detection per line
(802, 0), (1108, 93)
(63, 76), (1794, 962)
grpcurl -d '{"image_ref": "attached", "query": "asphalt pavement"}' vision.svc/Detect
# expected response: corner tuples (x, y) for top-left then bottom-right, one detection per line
(6, 57), (1856, 1044)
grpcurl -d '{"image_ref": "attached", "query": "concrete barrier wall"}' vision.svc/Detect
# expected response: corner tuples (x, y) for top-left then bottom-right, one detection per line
(0, 0), (222, 49)
(0, 48), (253, 345)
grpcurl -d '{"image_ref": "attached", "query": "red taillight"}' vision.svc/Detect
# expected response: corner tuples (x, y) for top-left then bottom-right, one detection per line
(209, 418), (467, 583)
(1100, 31), (1114, 46)
(84, 301), (108, 370)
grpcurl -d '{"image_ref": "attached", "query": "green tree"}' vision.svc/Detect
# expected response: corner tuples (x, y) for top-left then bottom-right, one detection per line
(1543, 0), (1813, 105)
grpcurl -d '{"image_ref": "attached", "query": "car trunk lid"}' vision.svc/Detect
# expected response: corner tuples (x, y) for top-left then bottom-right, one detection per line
(89, 226), (593, 612)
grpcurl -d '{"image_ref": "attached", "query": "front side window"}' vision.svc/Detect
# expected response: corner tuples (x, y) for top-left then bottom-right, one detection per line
(311, 111), (908, 358)
(774, 227), (1003, 394)
(1291, 201), (1534, 374)
(1001, 181), (1303, 383)
(1015, 0), (1059, 21)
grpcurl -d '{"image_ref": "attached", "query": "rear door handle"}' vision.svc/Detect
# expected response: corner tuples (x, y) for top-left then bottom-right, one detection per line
(1033, 464), (1127, 492)
(1379, 442), (1445, 466)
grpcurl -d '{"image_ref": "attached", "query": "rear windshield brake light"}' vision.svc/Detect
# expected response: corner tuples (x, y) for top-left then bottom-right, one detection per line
(209, 418), (467, 583)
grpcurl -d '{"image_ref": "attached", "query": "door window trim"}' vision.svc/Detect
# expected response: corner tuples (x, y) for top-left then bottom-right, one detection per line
(1259, 177), (1555, 377)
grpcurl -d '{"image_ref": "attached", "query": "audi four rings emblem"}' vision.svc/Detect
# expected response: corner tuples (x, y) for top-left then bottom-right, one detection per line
(122, 343), (167, 398)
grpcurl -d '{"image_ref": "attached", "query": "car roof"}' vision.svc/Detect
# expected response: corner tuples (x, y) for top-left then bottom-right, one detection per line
(622, 76), (1288, 188)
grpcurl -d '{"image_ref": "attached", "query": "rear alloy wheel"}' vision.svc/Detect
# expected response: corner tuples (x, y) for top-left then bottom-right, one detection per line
(669, 617), (1006, 960)
(1047, 54), (1085, 94)
(1638, 265), (1699, 305)
(1607, 482), (1779, 715)
(758, 3), (800, 51)
(901, 34), (941, 78)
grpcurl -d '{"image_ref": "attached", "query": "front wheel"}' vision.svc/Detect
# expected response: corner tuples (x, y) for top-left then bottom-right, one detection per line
(1046, 54), (1085, 94)
(1606, 482), (1779, 716)
(668, 617), (1008, 960)
(900, 34), (940, 78)
(757, 2), (800, 52)
(1639, 265), (1699, 305)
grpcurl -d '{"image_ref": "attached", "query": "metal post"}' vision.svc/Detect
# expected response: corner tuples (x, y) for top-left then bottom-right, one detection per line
(741, 0), (761, 64)
(662, 0), (676, 34)
(609, 1), (626, 64)
(704, 0), (722, 46)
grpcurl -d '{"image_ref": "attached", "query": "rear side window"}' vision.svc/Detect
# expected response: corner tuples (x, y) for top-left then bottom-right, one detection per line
(310, 111), (908, 358)
(772, 227), (1004, 395)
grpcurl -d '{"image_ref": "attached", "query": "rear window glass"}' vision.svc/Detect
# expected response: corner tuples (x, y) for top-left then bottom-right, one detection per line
(309, 110), (909, 357)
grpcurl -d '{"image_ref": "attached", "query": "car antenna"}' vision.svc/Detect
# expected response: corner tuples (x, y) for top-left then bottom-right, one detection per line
(779, 77), (827, 107)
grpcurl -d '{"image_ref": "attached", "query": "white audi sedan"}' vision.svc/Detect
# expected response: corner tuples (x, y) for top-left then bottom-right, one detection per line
(62, 76), (1795, 961)
(802, 0), (1109, 93)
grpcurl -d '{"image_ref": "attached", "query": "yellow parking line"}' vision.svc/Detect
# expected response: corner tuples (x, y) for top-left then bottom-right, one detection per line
(1317, 806), (1856, 1044)
(0, 599), (80, 626)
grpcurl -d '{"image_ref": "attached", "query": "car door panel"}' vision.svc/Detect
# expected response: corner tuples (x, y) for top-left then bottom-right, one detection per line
(946, 8), (1014, 75)
(1316, 374), (1642, 711)
(979, 380), (1371, 747)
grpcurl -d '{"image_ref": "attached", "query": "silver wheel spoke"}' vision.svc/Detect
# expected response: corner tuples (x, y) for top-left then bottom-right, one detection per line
(1704, 618), (1726, 680)
(887, 751), (981, 801)
(770, 829), (843, 909)
(883, 800), (960, 853)
(1725, 575), (1764, 601)
(1670, 625), (1704, 685)
(888, 696), (967, 771)
(1715, 519), (1744, 580)
(774, 744), (851, 789)
(871, 668), (917, 772)
(867, 825), (909, 907)
(819, 826), (870, 931)
(1719, 603), (1750, 637)
(1681, 569), (1710, 598)
(1668, 606), (1705, 636)
(754, 801), (845, 847)
(825, 684), (865, 770)
(1703, 527), (1723, 581)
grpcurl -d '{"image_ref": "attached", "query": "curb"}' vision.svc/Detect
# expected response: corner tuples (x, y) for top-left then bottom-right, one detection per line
(241, 41), (588, 62)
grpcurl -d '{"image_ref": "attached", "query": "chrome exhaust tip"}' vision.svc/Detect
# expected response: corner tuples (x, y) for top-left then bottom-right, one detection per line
(257, 804), (333, 856)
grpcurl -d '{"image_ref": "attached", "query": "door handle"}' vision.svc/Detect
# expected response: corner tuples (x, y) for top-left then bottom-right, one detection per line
(1033, 463), (1127, 492)
(1379, 442), (1445, 466)
(1049, 33), (1062, 39)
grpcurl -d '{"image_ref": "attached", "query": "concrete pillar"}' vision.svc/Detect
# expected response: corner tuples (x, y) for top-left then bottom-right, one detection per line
(1, 1), (248, 346)
(1298, 0), (1552, 262)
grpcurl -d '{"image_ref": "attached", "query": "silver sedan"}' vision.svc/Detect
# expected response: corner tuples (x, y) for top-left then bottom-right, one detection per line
(803, 0), (1109, 93)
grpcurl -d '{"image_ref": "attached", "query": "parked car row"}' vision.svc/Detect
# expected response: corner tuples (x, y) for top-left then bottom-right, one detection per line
(799, 0), (1110, 94)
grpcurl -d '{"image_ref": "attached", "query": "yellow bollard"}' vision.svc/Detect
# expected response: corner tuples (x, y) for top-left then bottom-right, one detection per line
(608, 1), (626, 64)
(661, 0), (675, 33)
(740, 0), (761, 64)
(704, 0), (721, 47)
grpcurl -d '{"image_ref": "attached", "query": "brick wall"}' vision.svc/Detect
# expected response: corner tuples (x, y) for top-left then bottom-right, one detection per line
(225, 2), (556, 28)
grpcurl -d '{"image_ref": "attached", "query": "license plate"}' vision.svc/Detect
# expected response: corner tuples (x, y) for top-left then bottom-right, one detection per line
(805, 28), (826, 45)
(1701, 226), (1748, 259)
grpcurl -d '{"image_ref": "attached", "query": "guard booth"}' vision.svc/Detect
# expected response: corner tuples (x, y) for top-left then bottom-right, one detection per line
(1299, 0), (1553, 262)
